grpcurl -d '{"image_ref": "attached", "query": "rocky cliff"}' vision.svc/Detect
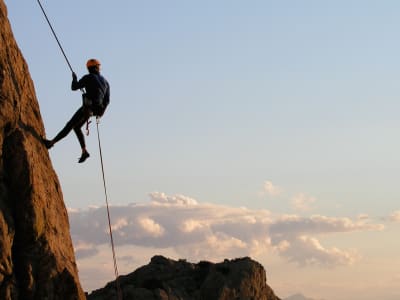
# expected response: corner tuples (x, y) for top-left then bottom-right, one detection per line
(88, 256), (281, 300)
(0, 1), (85, 299)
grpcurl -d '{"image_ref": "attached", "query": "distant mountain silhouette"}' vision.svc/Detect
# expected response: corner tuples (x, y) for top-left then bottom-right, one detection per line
(284, 293), (324, 300)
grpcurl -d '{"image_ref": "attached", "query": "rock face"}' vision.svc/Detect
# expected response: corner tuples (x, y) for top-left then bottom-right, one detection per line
(88, 256), (281, 300)
(0, 1), (85, 299)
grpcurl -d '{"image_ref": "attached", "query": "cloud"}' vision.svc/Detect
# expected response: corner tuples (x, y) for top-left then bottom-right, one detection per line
(269, 214), (384, 238)
(262, 181), (282, 197)
(74, 241), (99, 259)
(388, 210), (400, 222)
(268, 214), (383, 267)
(291, 193), (316, 211)
(180, 219), (207, 233)
(69, 193), (384, 270)
(69, 198), (271, 254)
(276, 235), (360, 267)
(149, 192), (198, 206)
(357, 214), (370, 221)
(138, 217), (165, 237)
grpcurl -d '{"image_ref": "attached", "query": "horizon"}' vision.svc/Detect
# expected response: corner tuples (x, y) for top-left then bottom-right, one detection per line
(5, 1), (400, 299)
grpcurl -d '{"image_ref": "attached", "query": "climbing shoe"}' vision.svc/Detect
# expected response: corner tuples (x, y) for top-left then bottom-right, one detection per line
(78, 151), (90, 163)
(43, 138), (54, 149)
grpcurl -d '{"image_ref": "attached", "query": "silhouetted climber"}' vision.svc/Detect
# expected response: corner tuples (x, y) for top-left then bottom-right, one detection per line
(43, 59), (110, 163)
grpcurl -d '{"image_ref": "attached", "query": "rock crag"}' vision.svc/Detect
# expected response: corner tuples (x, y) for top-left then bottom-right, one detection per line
(88, 256), (281, 300)
(0, 1), (85, 299)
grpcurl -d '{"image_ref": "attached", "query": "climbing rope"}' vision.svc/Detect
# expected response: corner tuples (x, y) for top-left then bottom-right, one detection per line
(36, 1), (123, 299)
(96, 118), (123, 300)
(36, 0), (74, 73)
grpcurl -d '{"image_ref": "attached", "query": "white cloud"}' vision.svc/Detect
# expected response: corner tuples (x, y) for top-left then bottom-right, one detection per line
(69, 193), (384, 273)
(110, 218), (128, 232)
(276, 235), (360, 267)
(180, 219), (207, 233)
(149, 192), (198, 206)
(268, 214), (383, 267)
(262, 181), (282, 197)
(269, 214), (384, 238)
(388, 210), (400, 222)
(138, 217), (165, 237)
(291, 193), (316, 211)
(175, 232), (251, 261)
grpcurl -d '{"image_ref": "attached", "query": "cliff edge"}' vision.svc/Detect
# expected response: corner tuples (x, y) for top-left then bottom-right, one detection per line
(0, 1), (85, 299)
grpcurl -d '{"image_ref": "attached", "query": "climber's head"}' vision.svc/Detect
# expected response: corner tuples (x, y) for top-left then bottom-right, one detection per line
(86, 58), (101, 73)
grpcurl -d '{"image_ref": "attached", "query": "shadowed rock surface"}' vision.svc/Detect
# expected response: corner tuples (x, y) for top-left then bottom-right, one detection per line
(0, 1), (85, 299)
(88, 255), (281, 300)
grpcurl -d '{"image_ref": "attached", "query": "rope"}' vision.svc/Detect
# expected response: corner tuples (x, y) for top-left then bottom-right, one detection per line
(36, 0), (74, 73)
(96, 118), (123, 300)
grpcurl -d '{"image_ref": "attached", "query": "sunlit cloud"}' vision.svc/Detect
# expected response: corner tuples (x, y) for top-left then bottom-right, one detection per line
(276, 235), (360, 267)
(388, 210), (400, 222)
(291, 193), (316, 212)
(269, 214), (382, 267)
(69, 192), (384, 271)
(269, 214), (384, 237)
(180, 219), (207, 233)
(149, 192), (198, 206)
(138, 217), (165, 237)
(262, 180), (282, 197)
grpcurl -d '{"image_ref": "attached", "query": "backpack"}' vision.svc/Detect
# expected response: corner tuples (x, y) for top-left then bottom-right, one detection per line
(82, 74), (108, 116)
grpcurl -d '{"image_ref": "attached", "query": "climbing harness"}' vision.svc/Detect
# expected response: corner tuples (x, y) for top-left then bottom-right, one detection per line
(36, 1), (122, 299)
(86, 119), (92, 136)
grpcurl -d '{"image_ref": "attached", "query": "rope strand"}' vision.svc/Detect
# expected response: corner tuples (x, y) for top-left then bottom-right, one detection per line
(36, 0), (74, 73)
(96, 118), (123, 300)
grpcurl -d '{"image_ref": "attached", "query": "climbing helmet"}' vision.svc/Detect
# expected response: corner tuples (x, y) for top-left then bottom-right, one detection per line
(86, 58), (101, 68)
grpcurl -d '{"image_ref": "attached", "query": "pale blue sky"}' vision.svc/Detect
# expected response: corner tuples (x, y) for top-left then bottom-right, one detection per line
(5, 1), (400, 299)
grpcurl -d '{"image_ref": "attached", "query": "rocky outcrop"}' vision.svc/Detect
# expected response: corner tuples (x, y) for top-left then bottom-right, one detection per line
(0, 1), (85, 299)
(88, 256), (281, 300)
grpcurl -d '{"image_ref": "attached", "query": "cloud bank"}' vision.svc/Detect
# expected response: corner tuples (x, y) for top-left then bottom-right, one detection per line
(69, 192), (383, 268)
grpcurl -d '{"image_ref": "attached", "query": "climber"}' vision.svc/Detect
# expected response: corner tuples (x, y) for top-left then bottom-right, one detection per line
(43, 59), (110, 163)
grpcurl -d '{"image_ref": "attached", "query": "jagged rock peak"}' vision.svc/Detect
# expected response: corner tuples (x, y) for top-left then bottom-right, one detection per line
(88, 255), (281, 300)
(0, 1), (85, 299)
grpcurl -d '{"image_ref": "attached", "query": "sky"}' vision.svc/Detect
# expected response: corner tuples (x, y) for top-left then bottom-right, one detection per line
(5, 1), (400, 299)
